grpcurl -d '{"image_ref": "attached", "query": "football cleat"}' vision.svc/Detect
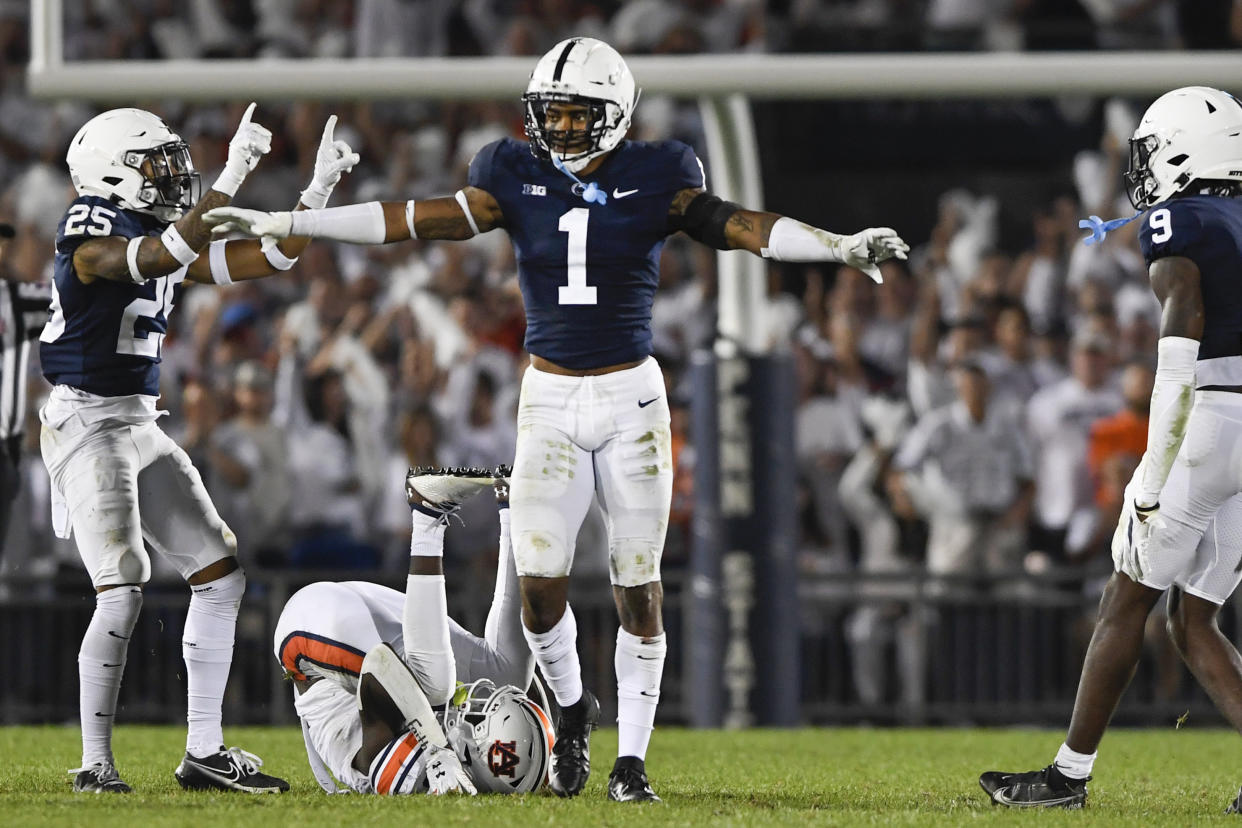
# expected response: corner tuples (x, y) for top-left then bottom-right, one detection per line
(493, 464), (512, 504)
(70, 762), (132, 793)
(406, 466), (500, 514)
(1226, 786), (1242, 814)
(607, 756), (661, 803)
(548, 688), (600, 798)
(979, 765), (1087, 809)
(175, 746), (289, 793)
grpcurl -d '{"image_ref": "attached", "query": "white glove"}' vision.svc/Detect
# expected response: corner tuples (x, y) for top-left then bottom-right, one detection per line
(1111, 494), (1163, 583)
(840, 227), (910, 284)
(300, 115), (360, 210)
(211, 102), (273, 197)
(204, 207), (292, 250)
(423, 744), (476, 795)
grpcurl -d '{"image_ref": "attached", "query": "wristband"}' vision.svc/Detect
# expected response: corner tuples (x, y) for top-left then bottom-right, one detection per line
(207, 239), (232, 285)
(264, 244), (298, 271)
(160, 225), (199, 267)
(126, 236), (147, 283)
(299, 181), (332, 211)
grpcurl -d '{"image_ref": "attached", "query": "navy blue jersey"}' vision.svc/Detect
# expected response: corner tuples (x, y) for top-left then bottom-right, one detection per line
(41, 195), (186, 397)
(469, 137), (704, 369)
(1140, 195), (1242, 364)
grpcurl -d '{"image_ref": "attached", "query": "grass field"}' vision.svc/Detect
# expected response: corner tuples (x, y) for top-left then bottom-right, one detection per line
(3, 725), (1241, 826)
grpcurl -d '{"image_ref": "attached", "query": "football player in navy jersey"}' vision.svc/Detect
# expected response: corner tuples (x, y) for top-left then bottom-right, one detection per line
(43, 104), (357, 794)
(981, 87), (1242, 813)
(204, 36), (909, 802)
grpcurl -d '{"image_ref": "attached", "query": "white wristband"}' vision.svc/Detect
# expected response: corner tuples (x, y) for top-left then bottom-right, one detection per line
(300, 181), (332, 211)
(125, 236), (146, 283)
(160, 225), (199, 266)
(207, 240), (233, 285)
(760, 217), (843, 262)
(454, 190), (480, 237)
(264, 244), (298, 271)
(406, 200), (418, 239)
(210, 168), (246, 198)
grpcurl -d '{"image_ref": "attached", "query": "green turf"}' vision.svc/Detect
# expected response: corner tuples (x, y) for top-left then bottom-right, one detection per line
(2, 725), (1240, 826)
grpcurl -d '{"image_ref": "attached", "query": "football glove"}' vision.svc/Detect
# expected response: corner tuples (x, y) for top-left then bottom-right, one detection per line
(300, 115), (360, 210)
(204, 207), (291, 250)
(423, 744), (477, 795)
(1111, 495), (1163, 583)
(840, 227), (910, 284)
(211, 103), (273, 197)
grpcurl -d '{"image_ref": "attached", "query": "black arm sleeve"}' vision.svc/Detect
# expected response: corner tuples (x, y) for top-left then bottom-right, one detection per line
(668, 192), (743, 250)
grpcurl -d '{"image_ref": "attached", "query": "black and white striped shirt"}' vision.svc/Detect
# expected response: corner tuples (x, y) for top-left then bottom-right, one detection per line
(0, 279), (51, 441)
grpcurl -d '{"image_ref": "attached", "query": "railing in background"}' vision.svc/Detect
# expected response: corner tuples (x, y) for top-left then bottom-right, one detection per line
(1, 568), (1234, 729)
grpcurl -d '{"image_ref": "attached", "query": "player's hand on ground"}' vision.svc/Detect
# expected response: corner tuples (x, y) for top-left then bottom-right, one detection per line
(842, 227), (910, 284)
(302, 115), (360, 209)
(424, 744), (477, 795)
(227, 103), (272, 174)
(205, 207), (292, 244)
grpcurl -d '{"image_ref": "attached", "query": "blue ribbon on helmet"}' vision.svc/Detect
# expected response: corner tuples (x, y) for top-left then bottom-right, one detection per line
(551, 155), (607, 205)
(1078, 212), (1144, 246)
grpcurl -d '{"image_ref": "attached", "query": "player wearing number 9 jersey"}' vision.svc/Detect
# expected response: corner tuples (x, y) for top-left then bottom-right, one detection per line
(41, 104), (358, 796)
(202, 35), (909, 803)
(980, 87), (1242, 813)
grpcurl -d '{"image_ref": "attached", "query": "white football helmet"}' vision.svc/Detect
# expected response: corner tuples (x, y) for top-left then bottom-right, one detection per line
(522, 37), (638, 173)
(66, 108), (199, 222)
(444, 679), (554, 794)
(1126, 86), (1242, 209)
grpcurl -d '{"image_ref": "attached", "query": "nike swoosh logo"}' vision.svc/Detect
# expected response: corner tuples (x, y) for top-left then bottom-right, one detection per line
(993, 787), (1081, 808)
(187, 758), (243, 784)
(639, 690), (659, 697)
(638, 398), (659, 408)
(103, 663), (122, 668)
(94, 712), (114, 717)
(612, 188), (639, 199)
(107, 631), (129, 640)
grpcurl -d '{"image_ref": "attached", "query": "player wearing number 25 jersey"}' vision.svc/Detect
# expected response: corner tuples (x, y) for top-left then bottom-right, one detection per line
(40, 104), (358, 796)
(981, 87), (1242, 814)
(203, 35), (910, 803)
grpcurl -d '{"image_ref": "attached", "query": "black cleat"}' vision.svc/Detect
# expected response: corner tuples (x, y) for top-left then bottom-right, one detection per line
(979, 764), (1087, 809)
(549, 689), (600, 797)
(1226, 786), (1242, 814)
(493, 464), (511, 504)
(175, 746), (289, 793)
(71, 762), (131, 793)
(607, 756), (661, 802)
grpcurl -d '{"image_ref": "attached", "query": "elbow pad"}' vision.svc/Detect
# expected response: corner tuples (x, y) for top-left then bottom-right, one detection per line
(671, 192), (742, 250)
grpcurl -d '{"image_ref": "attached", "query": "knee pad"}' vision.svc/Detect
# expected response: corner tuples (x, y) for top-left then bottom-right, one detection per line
(609, 537), (663, 588)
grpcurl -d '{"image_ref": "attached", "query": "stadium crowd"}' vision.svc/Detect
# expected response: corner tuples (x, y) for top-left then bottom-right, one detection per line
(0, 1), (1240, 712)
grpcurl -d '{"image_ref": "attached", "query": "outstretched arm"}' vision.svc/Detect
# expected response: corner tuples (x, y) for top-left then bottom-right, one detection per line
(668, 187), (909, 283)
(185, 115), (359, 285)
(202, 186), (505, 246)
(74, 103), (272, 285)
(1133, 255), (1202, 519)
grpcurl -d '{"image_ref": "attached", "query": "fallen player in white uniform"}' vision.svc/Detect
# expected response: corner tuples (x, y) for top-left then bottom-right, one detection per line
(273, 467), (554, 794)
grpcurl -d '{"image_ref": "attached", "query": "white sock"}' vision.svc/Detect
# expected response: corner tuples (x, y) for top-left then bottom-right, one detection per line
(409, 508), (447, 557)
(79, 587), (143, 766)
(1054, 742), (1097, 780)
(403, 574), (455, 705)
(615, 629), (666, 760)
(523, 606), (583, 708)
(183, 569), (244, 758)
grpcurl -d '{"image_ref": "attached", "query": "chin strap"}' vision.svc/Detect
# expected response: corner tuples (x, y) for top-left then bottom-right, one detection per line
(1079, 211), (1144, 246)
(551, 155), (607, 204)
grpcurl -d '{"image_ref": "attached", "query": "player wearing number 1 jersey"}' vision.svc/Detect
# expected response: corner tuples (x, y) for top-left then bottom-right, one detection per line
(42, 104), (357, 794)
(204, 36), (909, 802)
(980, 87), (1242, 814)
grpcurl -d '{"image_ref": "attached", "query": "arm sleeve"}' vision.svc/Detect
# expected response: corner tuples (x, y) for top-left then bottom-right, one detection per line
(1135, 335), (1198, 505)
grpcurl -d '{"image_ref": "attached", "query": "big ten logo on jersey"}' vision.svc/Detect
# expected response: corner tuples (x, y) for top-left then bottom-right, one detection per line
(487, 740), (520, 778)
(522, 184), (547, 196)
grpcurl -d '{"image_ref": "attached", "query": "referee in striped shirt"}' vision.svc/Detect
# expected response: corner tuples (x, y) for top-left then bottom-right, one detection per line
(0, 222), (51, 555)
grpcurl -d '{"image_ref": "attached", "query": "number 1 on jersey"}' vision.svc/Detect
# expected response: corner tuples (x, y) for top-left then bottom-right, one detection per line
(558, 208), (597, 305)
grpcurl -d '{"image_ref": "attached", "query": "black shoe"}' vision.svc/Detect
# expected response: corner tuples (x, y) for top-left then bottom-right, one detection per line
(175, 746), (290, 793)
(549, 690), (600, 797)
(71, 762), (131, 793)
(1226, 786), (1242, 814)
(979, 764), (1088, 809)
(608, 756), (661, 802)
(493, 464), (511, 504)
